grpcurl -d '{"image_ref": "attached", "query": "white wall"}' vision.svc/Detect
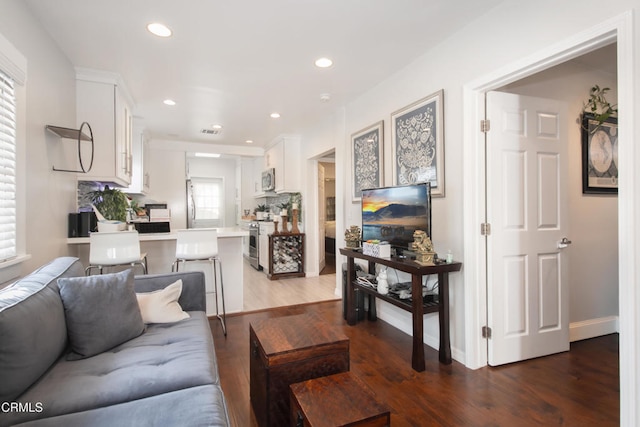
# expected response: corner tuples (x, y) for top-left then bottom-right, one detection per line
(0, 0), (78, 274)
(296, 0), (639, 362)
(500, 58), (619, 325)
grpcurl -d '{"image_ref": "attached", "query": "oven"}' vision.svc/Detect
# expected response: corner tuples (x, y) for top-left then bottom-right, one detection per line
(246, 221), (260, 270)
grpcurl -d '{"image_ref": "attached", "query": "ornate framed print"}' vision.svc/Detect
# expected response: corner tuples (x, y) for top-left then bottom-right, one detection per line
(351, 120), (384, 201)
(581, 113), (618, 194)
(391, 89), (445, 197)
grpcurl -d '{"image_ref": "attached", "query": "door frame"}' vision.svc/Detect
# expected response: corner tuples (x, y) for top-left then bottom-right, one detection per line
(462, 11), (636, 423)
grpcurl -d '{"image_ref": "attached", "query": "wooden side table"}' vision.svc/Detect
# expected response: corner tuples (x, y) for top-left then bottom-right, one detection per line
(250, 313), (350, 427)
(290, 372), (391, 427)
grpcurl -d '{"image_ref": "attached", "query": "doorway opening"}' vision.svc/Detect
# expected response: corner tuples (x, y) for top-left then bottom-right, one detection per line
(463, 11), (636, 422)
(491, 43), (619, 357)
(319, 155), (336, 275)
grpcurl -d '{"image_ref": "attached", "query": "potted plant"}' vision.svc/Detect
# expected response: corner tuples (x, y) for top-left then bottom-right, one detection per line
(90, 185), (129, 231)
(582, 84), (618, 133)
(255, 204), (268, 220)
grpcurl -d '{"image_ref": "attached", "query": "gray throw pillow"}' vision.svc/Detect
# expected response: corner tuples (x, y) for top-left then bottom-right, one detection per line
(58, 269), (145, 360)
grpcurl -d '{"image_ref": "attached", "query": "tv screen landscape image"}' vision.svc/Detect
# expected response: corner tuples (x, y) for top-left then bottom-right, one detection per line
(361, 183), (431, 250)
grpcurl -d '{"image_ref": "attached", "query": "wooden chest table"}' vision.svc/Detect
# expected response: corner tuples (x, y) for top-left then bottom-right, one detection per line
(290, 372), (391, 427)
(250, 313), (350, 427)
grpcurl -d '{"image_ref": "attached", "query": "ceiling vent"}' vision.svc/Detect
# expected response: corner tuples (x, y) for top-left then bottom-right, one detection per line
(201, 128), (221, 135)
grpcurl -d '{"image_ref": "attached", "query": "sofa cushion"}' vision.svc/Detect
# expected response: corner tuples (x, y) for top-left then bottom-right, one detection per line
(0, 257), (84, 402)
(5, 312), (219, 425)
(58, 269), (144, 360)
(136, 279), (189, 324)
(12, 385), (230, 427)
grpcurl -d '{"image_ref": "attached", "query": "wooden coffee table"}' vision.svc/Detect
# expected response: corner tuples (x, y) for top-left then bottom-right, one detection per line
(290, 371), (391, 426)
(249, 312), (350, 427)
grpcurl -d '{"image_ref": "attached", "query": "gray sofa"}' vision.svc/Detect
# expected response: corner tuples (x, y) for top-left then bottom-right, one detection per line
(0, 257), (230, 427)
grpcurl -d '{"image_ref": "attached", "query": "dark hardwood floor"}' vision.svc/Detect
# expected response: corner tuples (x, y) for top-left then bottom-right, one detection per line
(210, 301), (619, 427)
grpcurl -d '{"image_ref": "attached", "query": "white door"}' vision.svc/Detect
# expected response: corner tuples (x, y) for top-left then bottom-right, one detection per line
(318, 162), (326, 272)
(486, 91), (570, 366)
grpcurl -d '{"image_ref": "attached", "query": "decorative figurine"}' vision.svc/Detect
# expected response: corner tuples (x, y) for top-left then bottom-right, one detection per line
(376, 267), (389, 295)
(344, 225), (361, 248)
(412, 230), (436, 265)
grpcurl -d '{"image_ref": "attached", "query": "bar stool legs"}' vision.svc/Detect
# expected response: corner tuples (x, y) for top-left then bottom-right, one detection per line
(213, 257), (226, 336)
(174, 257), (226, 336)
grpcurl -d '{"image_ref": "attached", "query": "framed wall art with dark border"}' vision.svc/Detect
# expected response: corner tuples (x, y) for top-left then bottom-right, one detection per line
(581, 113), (618, 194)
(391, 89), (444, 197)
(351, 120), (384, 201)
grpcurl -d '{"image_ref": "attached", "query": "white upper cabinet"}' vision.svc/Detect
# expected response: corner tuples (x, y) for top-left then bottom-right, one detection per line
(266, 136), (300, 193)
(76, 68), (134, 187)
(124, 124), (150, 194)
(252, 155), (266, 197)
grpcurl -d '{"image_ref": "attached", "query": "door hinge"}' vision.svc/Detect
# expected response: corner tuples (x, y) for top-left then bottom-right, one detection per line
(482, 326), (492, 339)
(480, 119), (491, 133)
(480, 223), (491, 236)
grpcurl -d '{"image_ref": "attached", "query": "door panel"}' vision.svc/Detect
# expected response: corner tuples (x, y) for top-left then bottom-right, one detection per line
(487, 91), (570, 366)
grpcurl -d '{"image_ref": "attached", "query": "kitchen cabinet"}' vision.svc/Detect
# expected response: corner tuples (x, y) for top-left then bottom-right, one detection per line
(252, 155), (266, 197)
(76, 69), (134, 187)
(124, 125), (150, 194)
(265, 136), (300, 193)
(258, 222), (275, 273)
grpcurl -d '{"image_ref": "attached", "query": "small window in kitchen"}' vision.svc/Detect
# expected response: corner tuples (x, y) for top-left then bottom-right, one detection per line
(187, 177), (224, 228)
(0, 69), (16, 261)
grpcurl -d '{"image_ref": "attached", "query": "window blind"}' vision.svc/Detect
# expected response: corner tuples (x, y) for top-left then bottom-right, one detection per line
(0, 70), (16, 261)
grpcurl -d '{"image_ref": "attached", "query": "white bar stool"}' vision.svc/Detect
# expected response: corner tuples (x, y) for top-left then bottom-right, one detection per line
(85, 230), (148, 275)
(172, 228), (226, 336)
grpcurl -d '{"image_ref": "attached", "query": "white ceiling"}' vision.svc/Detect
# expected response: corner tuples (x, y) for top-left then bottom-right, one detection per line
(24, 0), (504, 149)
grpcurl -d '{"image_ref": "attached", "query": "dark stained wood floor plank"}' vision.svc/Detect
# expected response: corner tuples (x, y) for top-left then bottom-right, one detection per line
(210, 301), (619, 427)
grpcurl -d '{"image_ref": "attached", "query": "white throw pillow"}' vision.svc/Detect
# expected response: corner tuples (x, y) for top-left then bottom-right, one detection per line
(136, 280), (190, 324)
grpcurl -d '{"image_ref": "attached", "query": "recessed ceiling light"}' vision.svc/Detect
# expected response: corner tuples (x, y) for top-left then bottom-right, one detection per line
(195, 152), (221, 158)
(211, 124), (223, 130)
(320, 93), (331, 102)
(315, 57), (333, 68)
(147, 22), (172, 38)
(163, 99), (176, 106)
(270, 112), (281, 119)
(245, 140), (254, 144)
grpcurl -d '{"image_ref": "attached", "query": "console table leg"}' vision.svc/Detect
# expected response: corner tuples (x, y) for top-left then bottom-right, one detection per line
(411, 274), (425, 372)
(346, 257), (357, 326)
(368, 295), (377, 321)
(439, 272), (452, 364)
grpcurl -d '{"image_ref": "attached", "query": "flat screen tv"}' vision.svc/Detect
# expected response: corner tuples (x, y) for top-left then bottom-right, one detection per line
(361, 183), (431, 251)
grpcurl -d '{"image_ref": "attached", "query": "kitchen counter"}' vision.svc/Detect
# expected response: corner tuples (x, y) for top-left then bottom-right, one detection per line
(67, 227), (248, 315)
(66, 227), (248, 244)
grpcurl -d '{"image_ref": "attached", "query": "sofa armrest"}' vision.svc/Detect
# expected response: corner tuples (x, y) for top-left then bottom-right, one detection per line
(134, 271), (206, 312)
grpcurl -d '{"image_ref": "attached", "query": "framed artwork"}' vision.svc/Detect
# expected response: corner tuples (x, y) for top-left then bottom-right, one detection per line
(351, 120), (384, 201)
(391, 89), (445, 197)
(581, 113), (618, 194)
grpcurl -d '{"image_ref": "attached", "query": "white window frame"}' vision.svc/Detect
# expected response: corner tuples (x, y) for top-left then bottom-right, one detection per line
(0, 31), (29, 284)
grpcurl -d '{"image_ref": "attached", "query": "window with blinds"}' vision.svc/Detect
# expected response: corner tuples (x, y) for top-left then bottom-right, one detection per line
(0, 70), (16, 261)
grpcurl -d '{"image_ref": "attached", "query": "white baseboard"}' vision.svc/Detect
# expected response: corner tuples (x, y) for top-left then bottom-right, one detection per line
(570, 316), (619, 342)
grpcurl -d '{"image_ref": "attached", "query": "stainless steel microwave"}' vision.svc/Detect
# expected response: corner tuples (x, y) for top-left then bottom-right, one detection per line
(262, 168), (275, 191)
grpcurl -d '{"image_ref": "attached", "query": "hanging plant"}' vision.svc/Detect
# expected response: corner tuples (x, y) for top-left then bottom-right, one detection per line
(582, 85), (618, 133)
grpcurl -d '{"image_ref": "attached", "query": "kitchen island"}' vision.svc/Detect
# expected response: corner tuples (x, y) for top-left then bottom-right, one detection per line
(67, 227), (248, 315)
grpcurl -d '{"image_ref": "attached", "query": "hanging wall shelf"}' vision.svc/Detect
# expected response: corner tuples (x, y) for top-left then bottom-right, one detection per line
(47, 121), (94, 173)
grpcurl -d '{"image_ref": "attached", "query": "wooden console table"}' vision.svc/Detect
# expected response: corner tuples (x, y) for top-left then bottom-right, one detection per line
(340, 247), (462, 371)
